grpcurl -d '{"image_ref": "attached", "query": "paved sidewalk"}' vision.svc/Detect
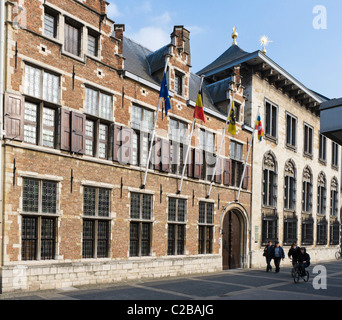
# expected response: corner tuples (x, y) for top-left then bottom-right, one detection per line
(1, 260), (342, 300)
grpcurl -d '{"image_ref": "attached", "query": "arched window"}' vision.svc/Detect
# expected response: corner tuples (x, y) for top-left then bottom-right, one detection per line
(262, 152), (277, 208)
(284, 160), (296, 210)
(317, 172), (327, 215)
(330, 178), (339, 217)
(302, 166), (313, 213)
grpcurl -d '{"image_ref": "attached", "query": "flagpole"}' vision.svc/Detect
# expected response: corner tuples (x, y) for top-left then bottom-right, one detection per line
(177, 75), (205, 195)
(206, 90), (236, 199)
(141, 55), (170, 189)
(236, 106), (261, 202)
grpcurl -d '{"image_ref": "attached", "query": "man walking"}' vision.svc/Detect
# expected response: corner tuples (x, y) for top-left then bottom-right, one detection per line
(263, 240), (273, 272)
(270, 241), (285, 273)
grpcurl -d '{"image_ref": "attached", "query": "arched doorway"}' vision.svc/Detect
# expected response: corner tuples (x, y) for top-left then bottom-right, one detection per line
(222, 210), (243, 270)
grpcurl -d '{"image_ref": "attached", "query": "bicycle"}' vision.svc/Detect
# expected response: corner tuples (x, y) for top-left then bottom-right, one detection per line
(335, 249), (342, 260)
(290, 260), (297, 278)
(293, 264), (309, 284)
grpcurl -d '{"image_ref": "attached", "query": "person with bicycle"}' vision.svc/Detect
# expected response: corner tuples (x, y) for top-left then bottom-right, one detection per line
(288, 243), (301, 266)
(297, 247), (311, 276)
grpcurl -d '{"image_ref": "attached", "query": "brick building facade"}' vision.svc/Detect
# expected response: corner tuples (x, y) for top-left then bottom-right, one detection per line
(0, 0), (253, 292)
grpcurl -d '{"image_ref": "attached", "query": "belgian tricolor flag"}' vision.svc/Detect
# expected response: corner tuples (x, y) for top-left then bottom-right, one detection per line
(193, 90), (206, 123)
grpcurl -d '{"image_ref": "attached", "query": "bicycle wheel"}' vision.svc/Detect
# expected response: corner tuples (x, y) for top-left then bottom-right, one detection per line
(303, 271), (310, 283)
(291, 268), (296, 278)
(294, 271), (300, 284)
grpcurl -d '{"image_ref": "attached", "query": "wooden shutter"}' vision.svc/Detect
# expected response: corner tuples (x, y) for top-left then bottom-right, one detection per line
(161, 139), (170, 172)
(223, 159), (232, 186)
(71, 112), (86, 154)
(154, 138), (161, 171)
(215, 157), (222, 184)
(187, 148), (194, 178)
(113, 124), (122, 162)
(120, 127), (133, 164)
(193, 149), (202, 179)
(4, 92), (24, 141)
(60, 109), (71, 151)
(242, 165), (249, 190)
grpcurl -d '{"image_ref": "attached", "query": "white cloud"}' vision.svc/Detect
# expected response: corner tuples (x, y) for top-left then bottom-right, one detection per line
(107, 2), (122, 19)
(186, 25), (204, 36)
(128, 26), (170, 51)
(151, 12), (172, 25)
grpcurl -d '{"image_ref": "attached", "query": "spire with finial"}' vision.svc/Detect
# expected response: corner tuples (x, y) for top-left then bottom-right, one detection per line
(259, 35), (272, 54)
(232, 27), (238, 45)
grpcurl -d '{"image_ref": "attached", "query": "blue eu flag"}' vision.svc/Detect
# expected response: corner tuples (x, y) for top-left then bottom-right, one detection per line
(160, 72), (171, 116)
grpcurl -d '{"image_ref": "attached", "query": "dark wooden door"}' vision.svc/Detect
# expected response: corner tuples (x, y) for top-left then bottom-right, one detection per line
(222, 211), (241, 270)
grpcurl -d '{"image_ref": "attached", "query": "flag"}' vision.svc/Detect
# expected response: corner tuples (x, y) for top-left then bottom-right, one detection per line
(255, 115), (264, 141)
(193, 90), (206, 123)
(228, 101), (237, 136)
(160, 72), (171, 116)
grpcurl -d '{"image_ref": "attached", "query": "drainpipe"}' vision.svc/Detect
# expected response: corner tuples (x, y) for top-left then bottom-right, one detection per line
(0, 0), (5, 269)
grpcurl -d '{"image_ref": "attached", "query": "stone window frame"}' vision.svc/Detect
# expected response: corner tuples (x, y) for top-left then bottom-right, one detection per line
(264, 98), (278, 143)
(285, 112), (297, 151)
(81, 185), (112, 259)
(262, 151), (278, 209)
(284, 159), (296, 212)
(303, 122), (314, 159)
(330, 177), (339, 217)
(167, 197), (187, 256)
(43, 6), (59, 39)
(317, 172), (327, 216)
(331, 141), (339, 170)
(302, 166), (313, 214)
(319, 132), (327, 165)
(20, 176), (62, 262)
(198, 201), (215, 255)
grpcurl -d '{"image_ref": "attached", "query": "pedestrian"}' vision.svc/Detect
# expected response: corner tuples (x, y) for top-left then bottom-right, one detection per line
(297, 247), (311, 276)
(288, 243), (301, 267)
(269, 241), (285, 273)
(263, 240), (274, 272)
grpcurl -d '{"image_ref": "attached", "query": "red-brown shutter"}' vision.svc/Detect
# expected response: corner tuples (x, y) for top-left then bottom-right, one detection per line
(187, 148), (194, 178)
(60, 109), (71, 151)
(113, 124), (122, 162)
(215, 157), (222, 184)
(71, 112), (86, 154)
(161, 139), (170, 172)
(154, 138), (162, 171)
(193, 149), (202, 179)
(242, 165), (249, 190)
(120, 127), (133, 164)
(4, 92), (24, 141)
(223, 159), (232, 186)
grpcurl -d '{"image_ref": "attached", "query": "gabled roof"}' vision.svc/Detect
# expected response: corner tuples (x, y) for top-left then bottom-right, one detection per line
(197, 44), (250, 76)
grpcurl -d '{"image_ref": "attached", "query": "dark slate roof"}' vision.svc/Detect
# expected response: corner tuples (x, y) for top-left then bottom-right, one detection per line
(320, 98), (342, 111)
(197, 44), (250, 76)
(123, 36), (230, 117)
(206, 78), (233, 104)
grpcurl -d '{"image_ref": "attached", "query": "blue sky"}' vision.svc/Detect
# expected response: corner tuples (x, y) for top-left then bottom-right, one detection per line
(107, 0), (342, 99)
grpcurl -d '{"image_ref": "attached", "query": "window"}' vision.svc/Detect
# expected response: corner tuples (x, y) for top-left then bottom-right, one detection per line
(82, 187), (111, 259)
(130, 193), (153, 257)
(302, 219), (314, 245)
(174, 73), (183, 96)
(200, 129), (216, 180)
(317, 219), (328, 245)
(265, 101), (277, 139)
(21, 178), (58, 261)
(319, 134), (327, 163)
(132, 106), (154, 167)
(286, 114), (297, 148)
(304, 124), (313, 156)
(169, 118), (188, 175)
(87, 30), (99, 57)
(198, 202), (214, 255)
(283, 218), (297, 246)
(25, 65), (60, 104)
(330, 222), (340, 245)
(302, 167), (313, 213)
(64, 20), (81, 56)
(85, 87), (112, 120)
(262, 215), (278, 245)
(284, 160), (296, 211)
(44, 11), (57, 38)
(230, 141), (243, 187)
(168, 198), (186, 256)
(330, 178), (339, 217)
(263, 153), (277, 208)
(317, 173), (327, 215)
(332, 142), (339, 168)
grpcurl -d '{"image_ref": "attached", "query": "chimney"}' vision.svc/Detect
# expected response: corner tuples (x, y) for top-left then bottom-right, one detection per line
(114, 24), (125, 56)
(171, 26), (191, 63)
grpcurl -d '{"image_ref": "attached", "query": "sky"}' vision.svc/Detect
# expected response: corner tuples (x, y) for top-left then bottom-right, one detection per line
(107, 0), (342, 99)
